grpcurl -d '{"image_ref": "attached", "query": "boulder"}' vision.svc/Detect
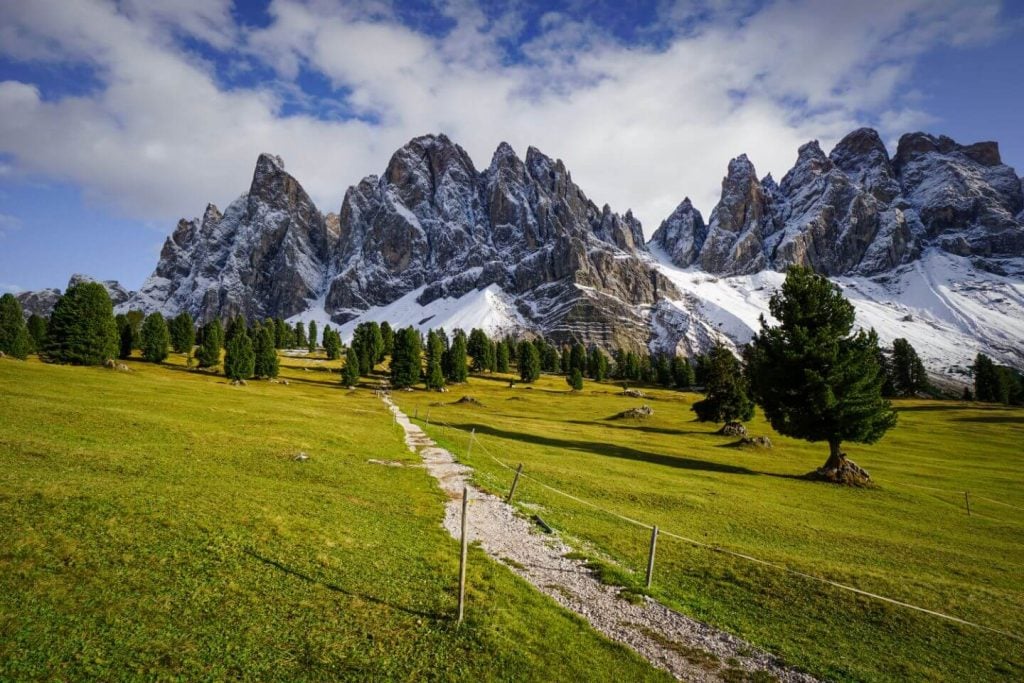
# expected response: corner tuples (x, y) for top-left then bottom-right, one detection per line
(611, 405), (654, 420)
(717, 421), (747, 437)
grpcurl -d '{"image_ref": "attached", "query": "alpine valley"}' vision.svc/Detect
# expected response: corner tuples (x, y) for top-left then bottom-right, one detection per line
(20, 129), (1024, 383)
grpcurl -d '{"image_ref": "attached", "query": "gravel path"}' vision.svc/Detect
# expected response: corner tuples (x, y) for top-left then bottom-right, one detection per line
(383, 396), (819, 682)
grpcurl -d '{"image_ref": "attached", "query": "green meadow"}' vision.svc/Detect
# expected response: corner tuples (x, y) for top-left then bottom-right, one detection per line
(396, 372), (1024, 682)
(0, 356), (667, 682)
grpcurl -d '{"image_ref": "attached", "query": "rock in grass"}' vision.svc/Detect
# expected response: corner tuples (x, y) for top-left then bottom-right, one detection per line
(619, 388), (646, 398)
(717, 421), (747, 437)
(809, 454), (871, 486)
(293, 452), (309, 462)
(104, 359), (115, 369)
(454, 396), (483, 406)
(611, 405), (653, 420)
(230, 379), (247, 387)
(734, 436), (772, 449)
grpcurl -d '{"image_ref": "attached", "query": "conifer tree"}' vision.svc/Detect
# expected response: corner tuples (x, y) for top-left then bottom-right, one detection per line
(972, 353), (1001, 403)
(140, 312), (170, 363)
(745, 266), (896, 485)
(425, 329), (445, 390)
(0, 293), (32, 359)
(467, 328), (492, 372)
(692, 344), (753, 423)
(561, 345), (571, 374)
(123, 310), (145, 350)
(295, 321), (307, 348)
(224, 327), (255, 380)
(445, 330), (469, 383)
(380, 321), (394, 357)
(168, 311), (195, 353)
(486, 339), (498, 372)
(196, 320), (222, 368)
(496, 339), (510, 373)
(225, 315), (247, 347)
(891, 338), (928, 397)
(341, 345), (360, 387)
(671, 356), (695, 389)
(656, 355), (673, 386)
(390, 326), (422, 389)
(567, 368), (584, 391)
(323, 328), (342, 360)
(517, 340), (541, 383)
(308, 320), (318, 352)
(44, 282), (118, 365)
(569, 343), (587, 376)
(26, 313), (48, 354)
(253, 323), (279, 378)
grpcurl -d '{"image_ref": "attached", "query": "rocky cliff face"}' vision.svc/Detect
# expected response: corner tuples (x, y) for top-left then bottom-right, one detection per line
(131, 153), (332, 322)
(16, 274), (133, 318)
(654, 128), (1023, 276)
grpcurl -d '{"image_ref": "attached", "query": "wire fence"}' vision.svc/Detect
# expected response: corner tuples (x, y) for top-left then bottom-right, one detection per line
(402, 407), (1024, 644)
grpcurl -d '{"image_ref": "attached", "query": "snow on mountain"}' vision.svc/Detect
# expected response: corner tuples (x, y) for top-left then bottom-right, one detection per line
(650, 245), (1024, 381)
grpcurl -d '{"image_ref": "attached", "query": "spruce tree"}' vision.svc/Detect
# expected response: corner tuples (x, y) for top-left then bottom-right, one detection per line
(656, 355), (673, 386)
(323, 328), (342, 360)
(496, 339), (510, 373)
(692, 344), (754, 423)
(140, 312), (170, 363)
(196, 322), (221, 367)
(672, 356), (695, 389)
(425, 329), (445, 390)
(119, 322), (134, 360)
(380, 321), (394, 357)
(446, 330), (469, 383)
(224, 328), (255, 380)
(295, 321), (307, 348)
(972, 353), (1001, 403)
(44, 282), (118, 365)
(26, 313), (48, 355)
(745, 266), (896, 485)
(168, 311), (195, 353)
(567, 368), (584, 391)
(517, 340), (541, 383)
(467, 328), (490, 371)
(124, 310), (144, 350)
(569, 343), (587, 376)
(253, 324), (279, 378)
(308, 321), (318, 353)
(341, 345), (360, 387)
(891, 338), (928, 397)
(561, 345), (571, 374)
(0, 293), (31, 359)
(225, 315), (247, 346)
(390, 326), (422, 389)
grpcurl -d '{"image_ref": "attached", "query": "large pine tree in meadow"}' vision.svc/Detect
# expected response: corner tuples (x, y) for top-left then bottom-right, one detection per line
(692, 344), (753, 423)
(196, 320), (222, 368)
(425, 329), (445, 390)
(0, 293), (32, 360)
(745, 266), (896, 485)
(44, 282), (119, 365)
(390, 326), (422, 389)
(140, 312), (170, 363)
(341, 345), (360, 387)
(517, 340), (541, 383)
(224, 327), (255, 381)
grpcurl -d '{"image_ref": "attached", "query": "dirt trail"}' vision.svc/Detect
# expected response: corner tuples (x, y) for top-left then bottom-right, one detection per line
(382, 396), (817, 682)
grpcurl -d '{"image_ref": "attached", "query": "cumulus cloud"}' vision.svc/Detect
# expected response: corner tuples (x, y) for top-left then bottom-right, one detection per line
(0, 0), (1008, 235)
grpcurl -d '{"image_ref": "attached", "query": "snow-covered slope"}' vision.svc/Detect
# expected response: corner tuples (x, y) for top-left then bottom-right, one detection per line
(650, 245), (1024, 379)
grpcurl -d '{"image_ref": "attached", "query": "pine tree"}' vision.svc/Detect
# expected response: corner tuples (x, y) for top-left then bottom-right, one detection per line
(446, 330), (468, 383)
(44, 282), (118, 365)
(26, 313), (48, 354)
(225, 315), (247, 347)
(352, 322), (384, 374)
(341, 345), (360, 387)
(486, 339), (498, 372)
(118, 319), (135, 360)
(891, 338), (928, 397)
(140, 312), (170, 363)
(467, 328), (491, 371)
(323, 328), (342, 360)
(0, 293), (32, 359)
(168, 311), (195, 353)
(561, 345), (571, 374)
(380, 321), (395, 357)
(123, 310), (144, 350)
(692, 344), (754, 423)
(745, 266), (896, 484)
(972, 353), (1001, 403)
(224, 328), (255, 380)
(656, 355), (673, 387)
(496, 339), (510, 373)
(390, 326), (422, 389)
(253, 323), (279, 378)
(308, 321), (318, 353)
(425, 329), (445, 390)
(517, 340), (541, 383)
(196, 320), (222, 368)
(671, 356), (695, 389)
(569, 343), (587, 376)
(295, 321), (308, 349)
(567, 368), (584, 391)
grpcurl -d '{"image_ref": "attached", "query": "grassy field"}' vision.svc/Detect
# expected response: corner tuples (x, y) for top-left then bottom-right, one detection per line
(395, 372), (1024, 682)
(0, 355), (669, 682)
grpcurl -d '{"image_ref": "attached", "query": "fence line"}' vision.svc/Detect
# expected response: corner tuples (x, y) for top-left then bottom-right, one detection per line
(414, 413), (1024, 643)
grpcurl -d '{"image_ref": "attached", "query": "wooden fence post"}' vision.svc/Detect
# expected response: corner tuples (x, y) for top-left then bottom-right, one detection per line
(646, 525), (659, 589)
(458, 486), (469, 624)
(507, 464), (524, 504)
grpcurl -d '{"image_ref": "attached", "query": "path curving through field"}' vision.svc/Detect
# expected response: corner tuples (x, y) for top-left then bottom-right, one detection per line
(382, 395), (817, 682)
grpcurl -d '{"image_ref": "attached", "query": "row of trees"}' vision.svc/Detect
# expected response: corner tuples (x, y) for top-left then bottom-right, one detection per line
(973, 353), (1024, 405)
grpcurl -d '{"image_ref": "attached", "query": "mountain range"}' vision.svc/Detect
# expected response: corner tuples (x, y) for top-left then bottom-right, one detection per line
(18, 129), (1024, 381)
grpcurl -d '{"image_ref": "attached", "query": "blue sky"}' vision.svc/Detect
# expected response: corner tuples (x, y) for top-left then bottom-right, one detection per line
(1, 0), (1022, 294)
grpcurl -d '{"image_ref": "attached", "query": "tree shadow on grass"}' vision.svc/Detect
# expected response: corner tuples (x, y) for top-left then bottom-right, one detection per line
(566, 419), (717, 437)
(244, 549), (445, 621)
(452, 422), (764, 477)
(953, 415), (1024, 424)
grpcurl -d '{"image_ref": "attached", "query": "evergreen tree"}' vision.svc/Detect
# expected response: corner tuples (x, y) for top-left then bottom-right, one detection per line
(467, 328), (491, 371)
(140, 312), (170, 363)
(745, 266), (896, 484)
(0, 293), (31, 359)
(341, 345), (360, 387)
(486, 339), (498, 372)
(390, 326), (422, 389)
(568, 343), (587, 376)
(168, 311), (195, 354)
(26, 313), (48, 354)
(517, 340), (541, 383)
(625, 352), (641, 381)
(225, 315), (247, 347)
(496, 339), (510, 373)
(891, 338), (928, 397)
(656, 355), (673, 387)
(567, 368), (584, 391)
(877, 347), (896, 397)
(323, 328), (342, 360)
(44, 282), (118, 365)
(586, 347), (606, 381)
(972, 353), (1002, 403)
(561, 345), (571, 374)
(253, 323), (279, 378)
(123, 310), (145, 350)
(445, 330), (469, 383)
(692, 344), (754, 423)
(380, 321), (395, 357)
(352, 322), (384, 374)
(542, 342), (559, 373)
(308, 321), (318, 352)
(118, 321), (135, 360)
(295, 321), (307, 348)
(612, 348), (628, 379)
(962, 386), (973, 401)
(672, 356), (695, 389)
(425, 329), (445, 390)
(224, 328), (255, 380)
(196, 320), (222, 368)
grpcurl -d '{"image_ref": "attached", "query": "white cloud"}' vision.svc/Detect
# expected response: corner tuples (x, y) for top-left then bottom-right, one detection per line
(0, 0), (1009, 239)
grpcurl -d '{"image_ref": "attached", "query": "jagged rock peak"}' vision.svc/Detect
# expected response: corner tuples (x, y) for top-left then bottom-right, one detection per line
(894, 132), (1003, 169)
(829, 127), (899, 203)
(650, 197), (707, 267)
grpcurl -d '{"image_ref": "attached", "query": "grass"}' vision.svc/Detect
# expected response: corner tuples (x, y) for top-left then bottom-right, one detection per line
(0, 355), (670, 681)
(396, 372), (1024, 682)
